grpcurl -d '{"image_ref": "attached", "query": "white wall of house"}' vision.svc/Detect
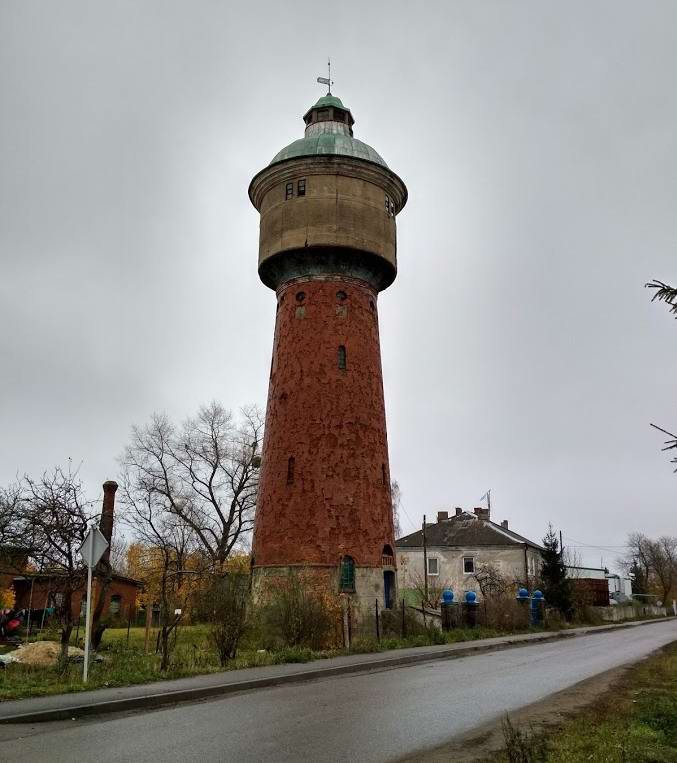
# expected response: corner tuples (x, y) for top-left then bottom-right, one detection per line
(565, 566), (607, 581)
(606, 574), (633, 599)
(397, 545), (542, 599)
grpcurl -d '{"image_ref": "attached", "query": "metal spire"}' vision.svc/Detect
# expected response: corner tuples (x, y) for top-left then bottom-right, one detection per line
(316, 58), (333, 94)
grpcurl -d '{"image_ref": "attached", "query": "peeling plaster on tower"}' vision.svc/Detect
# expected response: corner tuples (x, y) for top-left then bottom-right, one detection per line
(249, 92), (407, 610)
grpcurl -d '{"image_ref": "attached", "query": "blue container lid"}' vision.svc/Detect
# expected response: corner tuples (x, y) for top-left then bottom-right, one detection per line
(442, 589), (454, 604)
(532, 590), (544, 599)
(517, 588), (529, 599)
(464, 591), (477, 603)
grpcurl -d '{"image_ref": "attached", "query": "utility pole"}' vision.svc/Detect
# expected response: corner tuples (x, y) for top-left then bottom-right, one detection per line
(559, 530), (564, 556)
(422, 515), (428, 606)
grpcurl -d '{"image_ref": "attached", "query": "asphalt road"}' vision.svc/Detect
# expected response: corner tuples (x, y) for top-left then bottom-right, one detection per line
(1, 620), (675, 762)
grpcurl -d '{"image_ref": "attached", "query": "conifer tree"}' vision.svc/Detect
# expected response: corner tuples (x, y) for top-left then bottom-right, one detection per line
(540, 524), (572, 615)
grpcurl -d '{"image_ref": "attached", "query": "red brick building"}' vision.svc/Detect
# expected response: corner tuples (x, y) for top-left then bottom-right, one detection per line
(249, 92), (407, 610)
(12, 572), (141, 622)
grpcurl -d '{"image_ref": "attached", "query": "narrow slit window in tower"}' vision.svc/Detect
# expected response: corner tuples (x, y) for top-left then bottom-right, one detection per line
(338, 345), (347, 370)
(381, 463), (387, 485)
(286, 456), (295, 485)
(297, 179), (306, 196)
(285, 182), (293, 200)
(385, 194), (391, 214)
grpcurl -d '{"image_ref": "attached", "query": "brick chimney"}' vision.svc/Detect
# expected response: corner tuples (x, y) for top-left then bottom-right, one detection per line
(455, 507), (463, 516)
(437, 511), (448, 523)
(501, 520), (509, 529)
(474, 507), (490, 521)
(99, 480), (118, 565)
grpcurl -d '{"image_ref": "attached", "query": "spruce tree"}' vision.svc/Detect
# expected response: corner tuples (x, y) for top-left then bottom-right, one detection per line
(540, 524), (572, 615)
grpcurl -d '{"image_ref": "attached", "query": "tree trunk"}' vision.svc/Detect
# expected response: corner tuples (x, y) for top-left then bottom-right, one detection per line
(59, 588), (74, 670)
(91, 561), (113, 649)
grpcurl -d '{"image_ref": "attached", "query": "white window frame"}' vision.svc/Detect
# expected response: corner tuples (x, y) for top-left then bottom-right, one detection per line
(427, 557), (439, 576)
(463, 556), (475, 575)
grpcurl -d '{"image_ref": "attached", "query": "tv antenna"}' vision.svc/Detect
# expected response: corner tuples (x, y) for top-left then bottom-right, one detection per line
(316, 58), (333, 94)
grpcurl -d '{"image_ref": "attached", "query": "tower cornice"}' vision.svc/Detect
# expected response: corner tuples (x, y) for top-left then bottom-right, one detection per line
(248, 155), (407, 213)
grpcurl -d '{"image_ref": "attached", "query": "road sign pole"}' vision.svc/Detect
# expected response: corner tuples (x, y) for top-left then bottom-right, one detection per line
(83, 529), (94, 683)
(78, 525), (109, 684)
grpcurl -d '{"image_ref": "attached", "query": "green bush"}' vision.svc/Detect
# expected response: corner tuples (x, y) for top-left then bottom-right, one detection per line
(258, 571), (339, 650)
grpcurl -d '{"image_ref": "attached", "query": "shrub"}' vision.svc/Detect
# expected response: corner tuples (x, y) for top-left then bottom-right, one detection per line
(479, 594), (529, 631)
(259, 570), (341, 650)
(200, 574), (249, 666)
(501, 716), (549, 762)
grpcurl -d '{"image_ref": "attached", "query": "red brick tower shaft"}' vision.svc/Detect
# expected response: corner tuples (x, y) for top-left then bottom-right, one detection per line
(254, 277), (393, 567)
(249, 92), (407, 607)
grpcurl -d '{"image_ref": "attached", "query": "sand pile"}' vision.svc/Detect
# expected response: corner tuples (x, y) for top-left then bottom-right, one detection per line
(9, 641), (85, 667)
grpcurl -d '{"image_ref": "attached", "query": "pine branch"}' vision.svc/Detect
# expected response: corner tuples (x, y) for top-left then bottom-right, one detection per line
(646, 279), (677, 317)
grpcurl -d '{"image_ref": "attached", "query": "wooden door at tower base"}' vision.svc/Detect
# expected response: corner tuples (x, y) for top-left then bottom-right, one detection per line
(383, 570), (395, 610)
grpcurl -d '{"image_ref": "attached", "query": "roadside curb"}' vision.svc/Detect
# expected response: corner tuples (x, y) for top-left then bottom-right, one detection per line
(1, 617), (673, 725)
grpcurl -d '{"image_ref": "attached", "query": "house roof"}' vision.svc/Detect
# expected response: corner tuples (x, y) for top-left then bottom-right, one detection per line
(395, 511), (544, 551)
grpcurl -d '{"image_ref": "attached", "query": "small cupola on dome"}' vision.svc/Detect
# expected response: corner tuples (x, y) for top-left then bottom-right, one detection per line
(303, 94), (355, 136)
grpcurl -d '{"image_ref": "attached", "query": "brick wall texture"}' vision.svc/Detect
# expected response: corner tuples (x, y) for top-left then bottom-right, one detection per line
(252, 275), (395, 570)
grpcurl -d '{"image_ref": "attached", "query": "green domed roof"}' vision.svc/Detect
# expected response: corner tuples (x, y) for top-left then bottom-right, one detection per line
(311, 94), (348, 110)
(270, 133), (388, 168)
(269, 92), (388, 169)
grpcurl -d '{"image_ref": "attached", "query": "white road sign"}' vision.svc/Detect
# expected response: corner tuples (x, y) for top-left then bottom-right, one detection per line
(79, 527), (109, 568)
(78, 525), (109, 683)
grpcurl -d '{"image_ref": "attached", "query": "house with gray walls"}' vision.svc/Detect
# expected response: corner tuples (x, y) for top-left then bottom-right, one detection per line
(396, 507), (543, 600)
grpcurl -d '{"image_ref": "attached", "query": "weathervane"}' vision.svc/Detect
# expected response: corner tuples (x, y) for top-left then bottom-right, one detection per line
(316, 58), (333, 94)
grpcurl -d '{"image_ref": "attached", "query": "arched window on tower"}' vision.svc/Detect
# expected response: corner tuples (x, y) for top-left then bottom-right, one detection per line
(339, 556), (355, 592)
(382, 545), (394, 567)
(286, 456), (295, 485)
(338, 345), (347, 370)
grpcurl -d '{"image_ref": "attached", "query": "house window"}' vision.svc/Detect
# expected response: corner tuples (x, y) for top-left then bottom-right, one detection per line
(286, 456), (295, 485)
(109, 595), (121, 616)
(340, 556), (355, 592)
(463, 557), (475, 574)
(297, 179), (306, 197)
(285, 182), (293, 200)
(338, 345), (347, 370)
(427, 557), (439, 576)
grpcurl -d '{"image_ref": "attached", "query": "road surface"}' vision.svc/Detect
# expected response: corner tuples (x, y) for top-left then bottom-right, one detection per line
(0, 620), (675, 762)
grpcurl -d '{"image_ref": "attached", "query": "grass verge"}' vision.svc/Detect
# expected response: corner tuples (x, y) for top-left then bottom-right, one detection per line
(0, 624), (520, 702)
(495, 640), (677, 762)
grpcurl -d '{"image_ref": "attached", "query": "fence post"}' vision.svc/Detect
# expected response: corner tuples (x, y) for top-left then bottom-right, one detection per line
(401, 598), (406, 638)
(126, 605), (132, 646)
(342, 597), (351, 649)
(375, 598), (380, 642)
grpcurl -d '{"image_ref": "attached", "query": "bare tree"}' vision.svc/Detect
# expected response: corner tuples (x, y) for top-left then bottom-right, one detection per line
(0, 483), (22, 548)
(474, 563), (508, 597)
(626, 532), (677, 605)
(122, 402), (263, 574)
(19, 466), (94, 664)
(391, 479), (402, 539)
(108, 533), (129, 576)
(119, 472), (200, 670)
(409, 571), (452, 609)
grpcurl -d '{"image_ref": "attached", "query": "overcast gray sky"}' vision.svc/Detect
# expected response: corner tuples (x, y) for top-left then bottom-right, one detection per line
(2, 1), (675, 571)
